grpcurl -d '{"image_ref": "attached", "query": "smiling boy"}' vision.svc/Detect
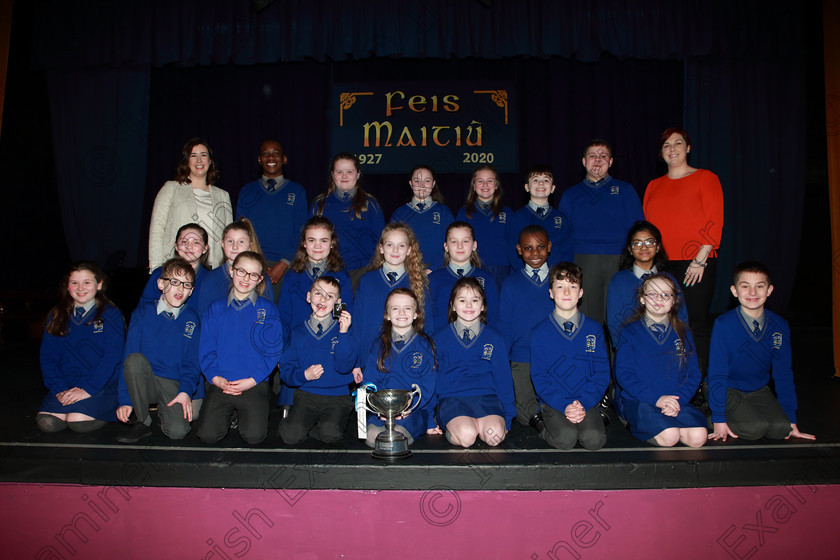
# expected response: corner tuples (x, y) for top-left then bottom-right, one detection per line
(707, 261), (814, 442)
(530, 263), (609, 449)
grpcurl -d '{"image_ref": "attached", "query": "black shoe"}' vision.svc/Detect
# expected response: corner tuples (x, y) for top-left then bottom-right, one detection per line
(280, 405), (291, 420)
(529, 412), (546, 433)
(230, 410), (239, 430)
(117, 421), (152, 444)
(598, 394), (611, 426)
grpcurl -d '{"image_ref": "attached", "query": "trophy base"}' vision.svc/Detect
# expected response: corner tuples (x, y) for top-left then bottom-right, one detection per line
(371, 434), (413, 461)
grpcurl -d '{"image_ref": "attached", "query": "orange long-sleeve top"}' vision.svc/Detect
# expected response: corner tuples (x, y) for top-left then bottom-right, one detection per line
(642, 168), (724, 261)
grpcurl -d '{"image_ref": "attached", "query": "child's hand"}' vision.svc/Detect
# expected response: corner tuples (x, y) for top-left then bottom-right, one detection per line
(352, 367), (364, 384)
(305, 364), (324, 381)
(227, 377), (257, 394)
(167, 392), (193, 421)
(786, 423), (816, 441)
(708, 422), (738, 441)
(564, 400), (586, 423)
(338, 310), (352, 333)
(427, 426), (443, 435)
(212, 376), (231, 391)
(57, 387), (91, 406)
(116, 405), (133, 423)
(267, 261), (288, 284)
(656, 395), (680, 417)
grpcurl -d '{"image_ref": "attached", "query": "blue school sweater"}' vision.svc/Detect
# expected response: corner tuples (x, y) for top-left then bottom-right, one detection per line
(507, 205), (574, 271)
(119, 301), (202, 406)
(615, 319), (701, 407)
(40, 304), (125, 400)
(456, 204), (513, 270)
(277, 268), (354, 339)
(433, 323), (516, 429)
(278, 320), (358, 397)
(499, 269), (554, 363)
(194, 263), (232, 318)
(200, 295), (284, 384)
(311, 192), (385, 271)
(707, 309), (797, 423)
(390, 202), (454, 270)
(236, 178), (308, 263)
(139, 265), (207, 309)
(531, 313), (610, 412)
(353, 268), (435, 359)
(428, 266), (500, 329)
(605, 269), (688, 344)
(363, 333), (437, 439)
(558, 177), (643, 255)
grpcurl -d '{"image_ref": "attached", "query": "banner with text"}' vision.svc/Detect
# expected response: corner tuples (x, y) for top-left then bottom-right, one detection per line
(331, 82), (518, 174)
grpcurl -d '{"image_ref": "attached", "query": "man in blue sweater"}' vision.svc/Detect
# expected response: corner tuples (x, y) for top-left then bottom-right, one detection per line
(558, 140), (643, 324)
(707, 261), (815, 442)
(236, 140), (308, 302)
(117, 257), (202, 442)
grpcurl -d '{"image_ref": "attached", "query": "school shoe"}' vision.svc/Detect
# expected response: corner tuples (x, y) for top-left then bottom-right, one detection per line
(529, 412), (546, 433)
(598, 395), (611, 427)
(117, 421), (152, 443)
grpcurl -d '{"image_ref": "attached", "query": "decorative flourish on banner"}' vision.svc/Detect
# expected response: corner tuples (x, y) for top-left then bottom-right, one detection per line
(474, 89), (509, 124)
(339, 91), (374, 126)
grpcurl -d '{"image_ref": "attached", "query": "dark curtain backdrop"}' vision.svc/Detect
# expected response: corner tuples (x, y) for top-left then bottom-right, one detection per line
(30, 0), (808, 312)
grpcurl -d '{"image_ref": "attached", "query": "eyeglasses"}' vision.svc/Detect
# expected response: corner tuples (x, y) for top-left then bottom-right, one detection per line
(161, 277), (194, 290)
(177, 239), (205, 248)
(631, 238), (658, 249)
(644, 292), (673, 301)
(233, 267), (261, 282)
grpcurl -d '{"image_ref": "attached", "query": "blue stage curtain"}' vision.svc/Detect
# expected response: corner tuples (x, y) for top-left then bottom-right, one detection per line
(46, 67), (150, 267)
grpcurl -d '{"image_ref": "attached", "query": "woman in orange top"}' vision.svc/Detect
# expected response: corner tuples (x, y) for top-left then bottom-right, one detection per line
(643, 127), (723, 371)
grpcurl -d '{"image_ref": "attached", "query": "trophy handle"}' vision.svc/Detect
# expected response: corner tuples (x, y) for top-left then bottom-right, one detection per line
(403, 384), (422, 416)
(364, 392), (384, 417)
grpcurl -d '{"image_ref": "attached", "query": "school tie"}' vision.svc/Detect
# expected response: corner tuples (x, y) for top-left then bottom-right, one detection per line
(74, 307), (85, 320)
(531, 270), (540, 282)
(456, 268), (465, 277)
(417, 203), (426, 211)
(480, 202), (490, 211)
(394, 340), (404, 349)
(752, 320), (761, 336)
(641, 272), (652, 280)
(649, 323), (667, 341)
(387, 271), (398, 283)
(462, 329), (471, 342)
(266, 178), (277, 192)
(162, 310), (175, 320)
(312, 267), (320, 277)
(316, 323), (323, 335)
(563, 321), (574, 335)
(343, 192), (351, 201)
(231, 299), (248, 310)
(536, 207), (546, 217)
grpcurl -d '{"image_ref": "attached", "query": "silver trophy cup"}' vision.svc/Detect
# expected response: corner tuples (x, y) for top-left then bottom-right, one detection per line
(364, 384), (422, 460)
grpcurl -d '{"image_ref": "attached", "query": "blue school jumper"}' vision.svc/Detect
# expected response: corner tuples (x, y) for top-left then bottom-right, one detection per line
(119, 301), (202, 407)
(499, 269), (554, 363)
(236, 178), (308, 263)
(390, 202), (454, 270)
(353, 268), (435, 359)
(363, 334), (437, 440)
(277, 268), (355, 338)
(456, 204), (512, 280)
(614, 319), (705, 441)
(530, 313), (610, 413)
(194, 263), (232, 318)
(605, 269), (688, 344)
(558, 177), (643, 255)
(428, 266), (500, 329)
(707, 309), (797, 423)
(39, 304), (125, 421)
(433, 323), (516, 429)
(311, 192), (385, 272)
(278, 320), (358, 396)
(200, 295), (284, 384)
(139, 265), (207, 309)
(506, 205), (573, 272)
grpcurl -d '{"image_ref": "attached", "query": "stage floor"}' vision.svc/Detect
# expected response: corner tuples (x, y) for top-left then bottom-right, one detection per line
(2, 324), (839, 492)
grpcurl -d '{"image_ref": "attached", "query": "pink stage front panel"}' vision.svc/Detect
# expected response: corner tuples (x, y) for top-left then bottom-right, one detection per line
(2, 483), (836, 559)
